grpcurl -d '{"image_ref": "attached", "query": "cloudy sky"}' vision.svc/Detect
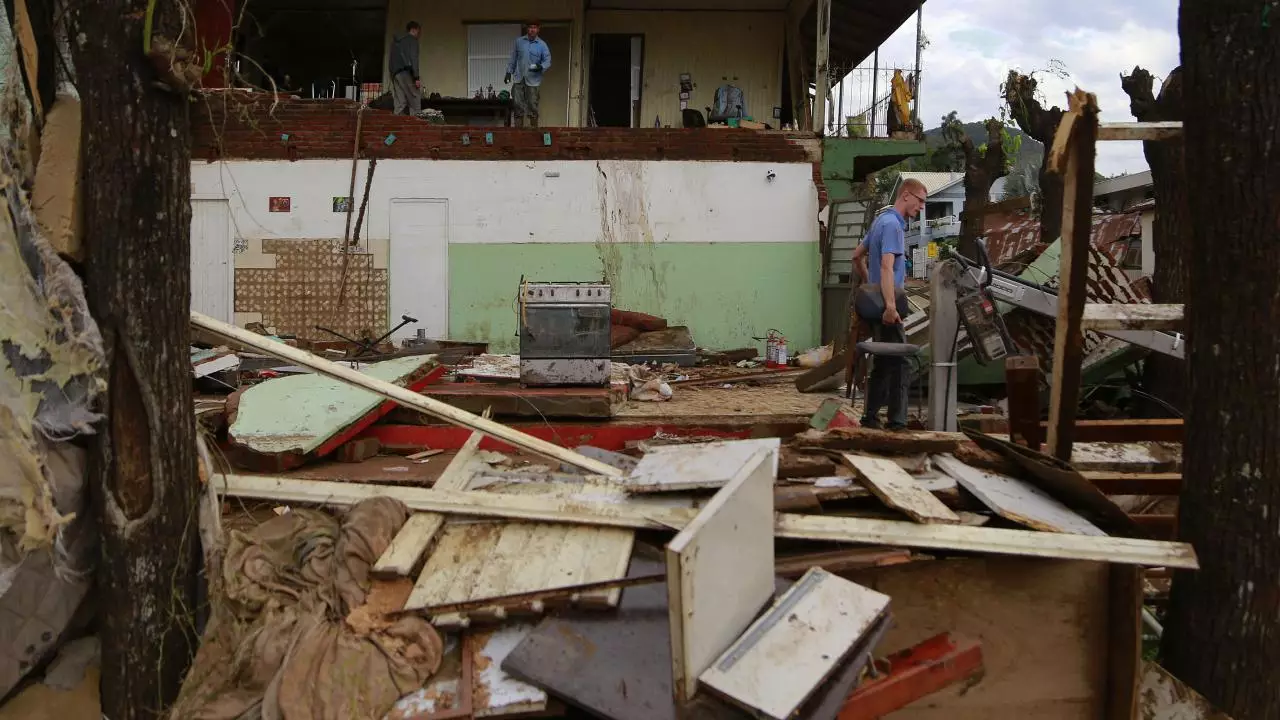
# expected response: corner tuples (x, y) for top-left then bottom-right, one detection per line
(835, 0), (1180, 177)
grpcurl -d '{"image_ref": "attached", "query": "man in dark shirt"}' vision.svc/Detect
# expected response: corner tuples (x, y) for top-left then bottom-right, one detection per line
(389, 21), (422, 115)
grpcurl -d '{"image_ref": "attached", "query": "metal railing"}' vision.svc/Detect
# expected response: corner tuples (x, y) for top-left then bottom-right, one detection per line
(826, 61), (916, 138)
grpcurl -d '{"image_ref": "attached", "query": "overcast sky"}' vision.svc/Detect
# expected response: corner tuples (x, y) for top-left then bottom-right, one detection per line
(836, 0), (1180, 177)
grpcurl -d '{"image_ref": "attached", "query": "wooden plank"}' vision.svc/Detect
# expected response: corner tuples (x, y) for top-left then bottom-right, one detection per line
(405, 521), (505, 612)
(191, 311), (623, 476)
(1005, 355), (1043, 450)
(933, 454), (1106, 536)
(1070, 442), (1182, 473)
(416, 573), (666, 616)
(700, 568), (890, 719)
(666, 449), (777, 704)
(576, 525), (637, 607)
(1046, 90), (1100, 462)
(216, 473), (676, 530)
(627, 438), (781, 493)
(214, 475), (1199, 568)
(12, 0), (43, 119)
(1080, 472), (1182, 495)
(1082, 303), (1184, 331)
(847, 557), (1113, 719)
(1097, 121), (1183, 142)
(775, 514), (1199, 569)
(1105, 565), (1143, 720)
(1043, 419), (1183, 444)
(374, 415), (490, 578)
(842, 454), (960, 524)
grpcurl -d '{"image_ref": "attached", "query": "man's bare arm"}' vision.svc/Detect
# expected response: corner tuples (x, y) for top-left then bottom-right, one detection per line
(852, 243), (869, 282)
(879, 252), (900, 324)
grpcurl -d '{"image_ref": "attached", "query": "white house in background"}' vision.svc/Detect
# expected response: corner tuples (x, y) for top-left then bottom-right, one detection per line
(1094, 170), (1156, 278)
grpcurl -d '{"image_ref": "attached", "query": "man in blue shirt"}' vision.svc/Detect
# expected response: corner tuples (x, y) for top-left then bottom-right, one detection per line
(505, 22), (551, 127)
(850, 178), (927, 429)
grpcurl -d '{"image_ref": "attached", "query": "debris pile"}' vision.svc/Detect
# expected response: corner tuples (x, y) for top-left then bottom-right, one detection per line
(173, 318), (1198, 720)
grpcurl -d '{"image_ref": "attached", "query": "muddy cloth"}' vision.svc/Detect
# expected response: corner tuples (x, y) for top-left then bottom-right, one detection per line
(170, 498), (443, 720)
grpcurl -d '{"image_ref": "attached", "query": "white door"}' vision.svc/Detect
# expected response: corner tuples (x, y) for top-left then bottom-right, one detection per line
(389, 199), (449, 342)
(190, 199), (233, 322)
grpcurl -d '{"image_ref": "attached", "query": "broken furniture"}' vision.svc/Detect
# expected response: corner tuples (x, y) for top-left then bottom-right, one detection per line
(314, 312), (418, 357)
(518, 281), (612, 386)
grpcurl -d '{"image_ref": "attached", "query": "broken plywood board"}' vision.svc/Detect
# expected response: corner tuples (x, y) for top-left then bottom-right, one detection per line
(667, 449), (776, 704)
(404, 483), (636, 620)
(932, 454), (1106, 536)
(375, 417), (492, 578)
(229, 355), (438, 456)
(700, 568), (890, 719)
(848, 557), (1114, 719)
(1138, 661), (1234, 720)
(1070, 442), (1182, 473)
(626, 438), (781, 493)
(387, 635), (473, 719)
(842, 454), (960, 524)
(469, 624), (549, 718)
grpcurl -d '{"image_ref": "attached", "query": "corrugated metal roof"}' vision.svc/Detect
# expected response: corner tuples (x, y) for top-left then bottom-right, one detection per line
(897, 171), (965, 196)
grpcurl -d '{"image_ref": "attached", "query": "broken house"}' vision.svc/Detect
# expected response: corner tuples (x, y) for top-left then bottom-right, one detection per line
(187, 0), (928, 353)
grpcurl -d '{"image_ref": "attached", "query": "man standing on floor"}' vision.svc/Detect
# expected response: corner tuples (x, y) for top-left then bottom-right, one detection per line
(389, 21), (422, 116)
(504, 21), (551, 127)
(852, 177), (927, 430)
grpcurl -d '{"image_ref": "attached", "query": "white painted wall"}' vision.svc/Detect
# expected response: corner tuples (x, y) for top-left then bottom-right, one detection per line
(189, 159), (818, 247)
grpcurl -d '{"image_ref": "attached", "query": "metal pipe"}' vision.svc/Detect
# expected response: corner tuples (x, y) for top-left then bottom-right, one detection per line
(871, 48), (879, 136)
(913, 3), (924, 122)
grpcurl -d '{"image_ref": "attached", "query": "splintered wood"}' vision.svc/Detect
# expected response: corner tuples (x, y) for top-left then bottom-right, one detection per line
(842, 454), (960, 524)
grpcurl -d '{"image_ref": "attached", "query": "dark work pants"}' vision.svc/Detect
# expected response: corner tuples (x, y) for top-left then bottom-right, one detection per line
(861, 292), (911, 429)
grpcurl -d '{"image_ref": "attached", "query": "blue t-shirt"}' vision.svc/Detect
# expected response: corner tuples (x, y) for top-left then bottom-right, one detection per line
(863, 208), (907, 288)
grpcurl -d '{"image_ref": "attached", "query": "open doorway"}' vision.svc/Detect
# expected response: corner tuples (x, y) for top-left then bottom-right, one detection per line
(589, 34), (642, 127)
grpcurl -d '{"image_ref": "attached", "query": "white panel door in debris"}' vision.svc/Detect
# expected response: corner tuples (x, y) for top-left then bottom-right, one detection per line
(389, 199), (449, 343)
(190, 198), (233, 323)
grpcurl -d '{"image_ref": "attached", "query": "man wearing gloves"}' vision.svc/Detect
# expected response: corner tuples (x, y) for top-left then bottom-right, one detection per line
(388, 21), (422, 116)
(504, 22), (551, 127)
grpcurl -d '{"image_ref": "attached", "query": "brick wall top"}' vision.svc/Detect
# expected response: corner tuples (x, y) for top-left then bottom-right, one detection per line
(191, 91), (814, 164)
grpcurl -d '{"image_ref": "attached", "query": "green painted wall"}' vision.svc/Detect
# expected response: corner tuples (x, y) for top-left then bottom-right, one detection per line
(822, 137), (927, 201)
(449, 242), (821, 354)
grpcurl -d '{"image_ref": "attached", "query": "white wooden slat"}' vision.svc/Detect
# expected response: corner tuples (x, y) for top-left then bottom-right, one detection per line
(1081, 303), (1183, 331)
(700, 568), (890, 719)
(666, 449), (776, 703)
(842, 454), (960, 524)
(627, 438), (780, 493)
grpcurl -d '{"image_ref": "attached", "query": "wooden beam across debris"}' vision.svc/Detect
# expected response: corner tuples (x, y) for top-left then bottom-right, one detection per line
(1097, 121), (1183, 142)
(214, 474), (1200, 570)
(190, 311), (623, 477)
(1081, 303), (1184, 331)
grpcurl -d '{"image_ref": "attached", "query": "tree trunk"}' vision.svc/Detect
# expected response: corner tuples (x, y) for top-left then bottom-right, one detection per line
(1003, 71), (1065, 242)
(956, 118), (1006, 259)
(1160, 2), (1280, 717)
(69, 1), (201, 717)
(1120, 66), (1190, 416)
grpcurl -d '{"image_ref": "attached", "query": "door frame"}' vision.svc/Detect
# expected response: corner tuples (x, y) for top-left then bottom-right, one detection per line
(190, 196), (235, 323)
(388, 198), (451, 341)
(587, 33), (645, 128)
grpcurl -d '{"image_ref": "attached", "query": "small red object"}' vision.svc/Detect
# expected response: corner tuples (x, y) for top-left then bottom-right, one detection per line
(838, 633), (984, 720)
